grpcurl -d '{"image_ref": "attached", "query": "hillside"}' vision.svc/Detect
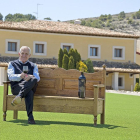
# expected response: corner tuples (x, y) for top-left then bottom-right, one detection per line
(66, 11), (140, 36)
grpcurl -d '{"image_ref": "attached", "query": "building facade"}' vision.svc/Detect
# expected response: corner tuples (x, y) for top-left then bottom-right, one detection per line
(0, 20), (139, 91)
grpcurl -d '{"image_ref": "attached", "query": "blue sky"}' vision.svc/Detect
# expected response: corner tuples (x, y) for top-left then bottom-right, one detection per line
(0, 0), (140, 21)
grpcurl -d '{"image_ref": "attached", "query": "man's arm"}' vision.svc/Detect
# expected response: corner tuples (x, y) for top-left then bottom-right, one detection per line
(7, 62), (23, 81)
(33, 64), (40, 82)
(24, 63), (40, 82)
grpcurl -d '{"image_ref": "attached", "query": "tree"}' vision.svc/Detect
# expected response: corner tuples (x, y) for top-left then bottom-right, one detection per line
(118, 11), (125, 20)
(99, 14), (108, 21)
(91, 19), (105, 28)
(128, 19), (133, 24)
(63, 48), (68, 56)
(135, 10), (140, 19)
(58, 48), (63, 68)
(107, 14), (112, 20)
(84, 59), (94, 73)
(0, 13), (3, 21)
(5, 14), (13, 21)
(106, 20), (111, 27)
(68, 56), (75, 69)
(74, 49), (81, 67)
(5, 13), (36, 22)
(68, 48), (76, 67)
(25, 14), (36, 20)
(62, 54), (69, 70)
(134, 83), (140, 91)
(81, 20), (86, 25)
(44, 17), (52, 20)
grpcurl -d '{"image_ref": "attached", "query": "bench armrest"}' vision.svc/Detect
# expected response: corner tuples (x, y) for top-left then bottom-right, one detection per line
(93, 84), (105, 88)
(3, 81), (10, 84)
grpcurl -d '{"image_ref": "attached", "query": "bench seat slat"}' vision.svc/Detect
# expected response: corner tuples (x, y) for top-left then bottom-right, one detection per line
(6, 95), (103, 115)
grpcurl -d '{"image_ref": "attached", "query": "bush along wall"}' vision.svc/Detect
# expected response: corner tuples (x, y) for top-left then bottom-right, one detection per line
(58, 48), (94, 73)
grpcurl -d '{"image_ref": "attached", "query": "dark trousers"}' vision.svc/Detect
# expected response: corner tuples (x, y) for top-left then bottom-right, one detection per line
(11, 77), (38, 120)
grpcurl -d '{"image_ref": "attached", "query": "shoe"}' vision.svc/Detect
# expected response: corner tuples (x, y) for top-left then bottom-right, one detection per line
(28, 119), (36, 124)
(11, 95), (21, 106)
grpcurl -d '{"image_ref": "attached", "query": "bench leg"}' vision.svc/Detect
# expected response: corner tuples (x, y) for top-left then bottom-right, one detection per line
(13, 110), (18, 119)
(100, 113), (105, 124)
(94, 116), (97, 126)
(100, 100), (105, 124)
(3, 111), (6, 121)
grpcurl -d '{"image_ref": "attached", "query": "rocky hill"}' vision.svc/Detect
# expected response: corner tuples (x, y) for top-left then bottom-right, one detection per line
(66, 11), (140, 36)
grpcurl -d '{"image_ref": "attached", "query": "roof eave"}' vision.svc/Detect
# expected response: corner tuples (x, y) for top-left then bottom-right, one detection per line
(0, 27), (139, 39)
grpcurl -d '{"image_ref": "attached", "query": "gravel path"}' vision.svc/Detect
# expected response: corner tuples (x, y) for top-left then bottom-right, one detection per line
(106, 90), (140, 96)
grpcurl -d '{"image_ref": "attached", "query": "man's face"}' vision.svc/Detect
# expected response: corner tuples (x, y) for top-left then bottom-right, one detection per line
(19, 47), (31, 63)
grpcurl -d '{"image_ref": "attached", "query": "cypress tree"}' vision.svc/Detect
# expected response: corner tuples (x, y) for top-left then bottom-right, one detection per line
(63, 48), (68, 56)
(58, 48), (63, 67)
(68, 48), (76, 68)
(76, 61), (80, 70)
(68, 56), (75, 69)
(134, 83), (140, 91)
(62, 54), (69, 70)
(74, 49), (81, 67)
(84, 59), (94, 73)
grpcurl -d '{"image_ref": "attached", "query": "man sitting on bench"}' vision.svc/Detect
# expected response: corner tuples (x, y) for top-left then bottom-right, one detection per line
(7, 46), (40, 124)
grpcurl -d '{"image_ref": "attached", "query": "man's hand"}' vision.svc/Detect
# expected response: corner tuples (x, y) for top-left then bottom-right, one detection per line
(20, 73), (26, 79)
(24, 75), (34, 81)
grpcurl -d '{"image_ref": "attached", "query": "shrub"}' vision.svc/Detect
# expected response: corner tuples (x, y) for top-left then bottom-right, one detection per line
(135, 10), (140, 19)
(128, 19), (133, 24)
(132, 14), (136, 19)
(119, 17), (124, 21)
(62, 54), (69, 70)
(84, 59), (94, 73)
(134, 83), (140, 91)
(118, 11), (125, 20)
(106, 21), (111, 27)
(58, 48), (63, 67)
(74, 49), (81, 66)
(126, 17), (129, 20)
(68, 48), (75, 67)
(68, 56), (75, 69)
(58, 48), (82, 70)
(63, 48), (68, 56)
(107, 14), (112, 20)
(76, 61), (80, 70)
(77, 61), (88, 72)
(81, 20), (86, 25)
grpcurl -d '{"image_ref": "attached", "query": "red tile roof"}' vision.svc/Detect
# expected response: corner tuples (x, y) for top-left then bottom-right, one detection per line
(0, 20), (139, 39)
(1, 62), (140, 74)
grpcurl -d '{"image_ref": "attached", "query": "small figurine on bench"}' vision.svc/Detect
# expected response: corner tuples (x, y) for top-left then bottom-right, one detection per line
(7, 46), (40, 124)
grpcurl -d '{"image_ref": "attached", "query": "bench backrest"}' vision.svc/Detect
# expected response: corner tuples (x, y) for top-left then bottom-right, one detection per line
(35, 67), (106, 98)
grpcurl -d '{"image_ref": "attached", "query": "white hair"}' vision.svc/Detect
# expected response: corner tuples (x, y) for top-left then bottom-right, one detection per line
(19, 46), (31, 54)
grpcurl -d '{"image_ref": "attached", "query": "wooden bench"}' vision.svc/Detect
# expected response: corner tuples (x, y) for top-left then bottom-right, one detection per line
(3, 65), (106, 126)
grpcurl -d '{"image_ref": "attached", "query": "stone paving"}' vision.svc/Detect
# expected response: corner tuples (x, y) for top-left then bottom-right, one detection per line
(106, 90), (140, 96)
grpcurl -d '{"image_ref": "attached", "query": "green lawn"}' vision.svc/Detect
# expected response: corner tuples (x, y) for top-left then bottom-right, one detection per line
(0, 86), (140, 140)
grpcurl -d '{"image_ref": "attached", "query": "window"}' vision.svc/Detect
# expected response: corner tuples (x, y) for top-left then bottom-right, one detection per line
(8, 42), (17, 51)
(115, 49), (122, 57)
(113, 46), (125, 60)
(90, 47), (98, 56)
(136, 78), (139, 84)
(88, 45), (101, 58)
(118, 77), (123, 86)
(61, 43), (74, 52)
(35, 44), (44, 53)
(129, 73), (133, 78)
(118, 76), (125, 89)
(5, 39), (20, 54)
(33, 41), (47, 56)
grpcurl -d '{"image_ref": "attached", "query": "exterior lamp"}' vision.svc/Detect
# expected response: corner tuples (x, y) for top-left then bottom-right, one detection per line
(78, 68), (86, 98)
